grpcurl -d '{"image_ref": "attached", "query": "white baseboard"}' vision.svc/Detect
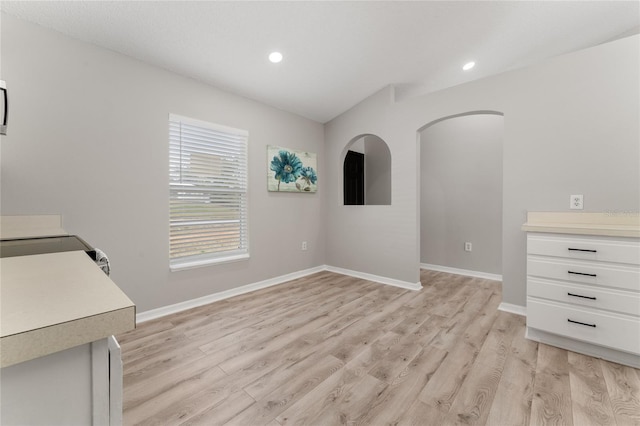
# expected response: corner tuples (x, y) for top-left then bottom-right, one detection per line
(136, 265), (326, 323)
(324, 265), (422, 291)
(498, 302), (526, 316)
(420, 263), (502, 282)
(137, 264), (424, 323)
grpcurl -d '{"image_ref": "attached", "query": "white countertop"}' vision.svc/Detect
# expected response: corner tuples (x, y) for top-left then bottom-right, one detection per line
(522, 212), (640, 238)
(0, 251), (135, 368)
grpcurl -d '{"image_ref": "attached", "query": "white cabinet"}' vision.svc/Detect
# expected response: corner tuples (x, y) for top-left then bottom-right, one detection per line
(0, 343), (93, 425)
(0, 336), (123, 426)
(525, 231), (640, 368)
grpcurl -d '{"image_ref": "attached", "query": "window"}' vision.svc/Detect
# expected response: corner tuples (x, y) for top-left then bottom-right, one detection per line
(343, 134), (391, 205)
(169, 114), (249, 270)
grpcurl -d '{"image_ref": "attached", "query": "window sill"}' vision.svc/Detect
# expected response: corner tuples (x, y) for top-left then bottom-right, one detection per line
(170, 253), (250, 272)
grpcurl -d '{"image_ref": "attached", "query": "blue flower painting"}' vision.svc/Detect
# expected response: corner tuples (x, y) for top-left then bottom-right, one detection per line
(271, 150), (303, 185)
(300, 167), (317, 184)
(268, 146), (318, 192)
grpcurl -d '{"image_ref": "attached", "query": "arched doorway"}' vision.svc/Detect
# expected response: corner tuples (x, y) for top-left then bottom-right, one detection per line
(418, 112), (504, 279)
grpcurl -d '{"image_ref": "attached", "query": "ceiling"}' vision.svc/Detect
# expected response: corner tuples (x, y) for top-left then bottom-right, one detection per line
(2, 1), (639, 123)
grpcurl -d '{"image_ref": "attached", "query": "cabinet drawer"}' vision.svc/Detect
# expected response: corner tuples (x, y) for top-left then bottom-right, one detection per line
(528, 278), (640, 316)
(527, 258), (640, 291)
(527, 298), (640, 355)
(527, 234), (640, 265)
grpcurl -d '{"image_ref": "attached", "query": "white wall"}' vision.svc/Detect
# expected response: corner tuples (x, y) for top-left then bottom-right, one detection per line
(326, 88), (420, 286)
(348, 137), (365, 154)
(364, 135), (391, 206)
(420, 114), (503, 274)
(2, 14), (638, 311)
(0, 15), (326, 312)
(325, 35), (640, 306)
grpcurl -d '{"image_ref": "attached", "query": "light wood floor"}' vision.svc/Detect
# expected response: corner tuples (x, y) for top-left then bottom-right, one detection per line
(118, 270), (640, 426)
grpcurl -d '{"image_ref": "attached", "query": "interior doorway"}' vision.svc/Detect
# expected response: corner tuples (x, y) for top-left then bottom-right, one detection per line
(418, 112), (504, 278)
(344, 150), (365, 205)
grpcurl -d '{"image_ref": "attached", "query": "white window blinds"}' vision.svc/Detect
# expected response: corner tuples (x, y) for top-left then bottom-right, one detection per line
(169, 114), (249, 270)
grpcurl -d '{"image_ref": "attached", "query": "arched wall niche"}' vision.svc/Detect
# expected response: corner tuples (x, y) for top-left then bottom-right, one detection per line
(342, 134), (392, 205)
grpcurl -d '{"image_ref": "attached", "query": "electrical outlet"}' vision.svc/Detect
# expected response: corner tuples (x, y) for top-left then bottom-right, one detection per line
(464, 242), (472, 252)
(570, 194), (584, 210)
(302, 241), (307, 251)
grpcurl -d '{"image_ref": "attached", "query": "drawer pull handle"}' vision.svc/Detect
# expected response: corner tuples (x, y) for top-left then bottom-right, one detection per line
(568, 270), (597, 277)
(567, 292), (596, 300)
(568, 319), (596, 328)
(568, 248), (597, 253)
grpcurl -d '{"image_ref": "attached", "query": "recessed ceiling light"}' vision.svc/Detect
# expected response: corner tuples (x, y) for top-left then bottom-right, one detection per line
(269, 52), (283, 63)
(463, 61), (475, 71)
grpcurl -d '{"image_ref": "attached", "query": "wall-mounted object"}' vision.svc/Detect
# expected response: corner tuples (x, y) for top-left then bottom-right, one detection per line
(268, 146), (317, 193)
(0, 80), (7, 135)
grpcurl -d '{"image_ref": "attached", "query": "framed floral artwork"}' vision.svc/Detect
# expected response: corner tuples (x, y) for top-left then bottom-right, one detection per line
(268, 146), (318, 193)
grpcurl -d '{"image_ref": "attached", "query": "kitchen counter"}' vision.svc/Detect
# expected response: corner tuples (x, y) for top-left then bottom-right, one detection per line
(522, 211), (640, 238)
(522, 211), (640, 368)
(0, 250), (135, 368)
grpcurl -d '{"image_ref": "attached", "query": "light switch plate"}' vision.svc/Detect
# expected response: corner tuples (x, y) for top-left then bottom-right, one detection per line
(570, 194), (584, 210)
